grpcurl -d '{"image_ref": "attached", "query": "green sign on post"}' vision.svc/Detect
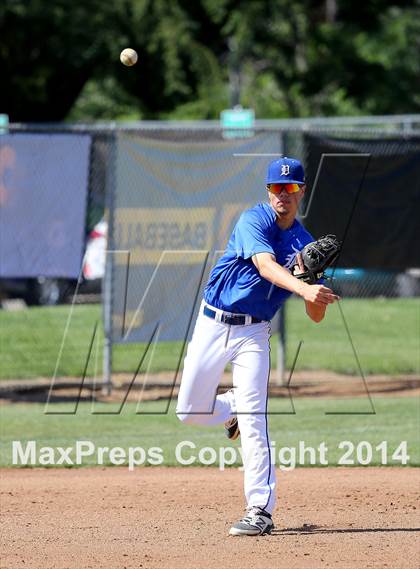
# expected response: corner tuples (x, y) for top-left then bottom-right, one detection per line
(220, 107), (255, 139)
(0, 114), (9, 135)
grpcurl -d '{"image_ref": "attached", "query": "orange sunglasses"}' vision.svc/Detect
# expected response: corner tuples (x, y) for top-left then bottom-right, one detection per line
(267, 183), (300, 194)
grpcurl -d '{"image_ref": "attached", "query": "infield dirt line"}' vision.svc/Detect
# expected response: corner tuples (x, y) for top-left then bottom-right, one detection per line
(1, 467), (419, 568)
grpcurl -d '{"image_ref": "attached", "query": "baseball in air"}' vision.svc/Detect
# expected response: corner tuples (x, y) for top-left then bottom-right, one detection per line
(120, 48), (138, 67)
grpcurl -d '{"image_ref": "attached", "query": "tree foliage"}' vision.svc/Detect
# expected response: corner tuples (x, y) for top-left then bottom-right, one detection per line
(0, 0), (419, 121)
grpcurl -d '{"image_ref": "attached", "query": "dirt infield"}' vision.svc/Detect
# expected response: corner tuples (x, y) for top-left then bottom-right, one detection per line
(1, 372), (419, 404)
(1, 467), (419, 568)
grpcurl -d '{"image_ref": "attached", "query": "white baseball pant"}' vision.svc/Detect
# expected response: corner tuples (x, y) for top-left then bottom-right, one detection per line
(176, 301), (275, 514)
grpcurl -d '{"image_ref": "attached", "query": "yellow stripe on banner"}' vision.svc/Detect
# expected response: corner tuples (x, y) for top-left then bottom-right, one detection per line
(114, 208), (215, 265)
(112, 309), (144, 331)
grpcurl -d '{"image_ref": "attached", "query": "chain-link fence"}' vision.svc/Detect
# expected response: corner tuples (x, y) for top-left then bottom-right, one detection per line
(104, 124), (419, 304)
(101, 126), (420, 335)
(1, 117), (419, 382)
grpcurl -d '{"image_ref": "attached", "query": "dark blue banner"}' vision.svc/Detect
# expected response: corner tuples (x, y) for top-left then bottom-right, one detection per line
(0, 134), (91, 278)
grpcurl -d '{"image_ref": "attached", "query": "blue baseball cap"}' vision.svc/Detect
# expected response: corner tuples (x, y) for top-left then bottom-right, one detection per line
(266, 157), (305, 185)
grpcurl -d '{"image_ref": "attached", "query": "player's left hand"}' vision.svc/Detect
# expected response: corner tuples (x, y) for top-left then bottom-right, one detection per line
(292, 235), (341, 284)
(293, 253), (305, 276)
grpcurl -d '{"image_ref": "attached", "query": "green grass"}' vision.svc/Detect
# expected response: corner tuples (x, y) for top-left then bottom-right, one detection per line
(0, 397), (418, 467)
(0, 298), (419, 379)
(285, 297), (420, 374)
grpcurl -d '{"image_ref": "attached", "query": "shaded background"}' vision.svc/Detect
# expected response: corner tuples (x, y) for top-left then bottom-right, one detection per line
(1, 0), (419, 122)
(303, 134), (420, 269)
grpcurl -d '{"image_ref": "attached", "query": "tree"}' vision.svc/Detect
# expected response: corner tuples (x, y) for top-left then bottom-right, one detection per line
(0, 0), (226, 121)
(0, 0), (419, 121)
(222, 0), (420, 117)
(0, 0), (122, 121)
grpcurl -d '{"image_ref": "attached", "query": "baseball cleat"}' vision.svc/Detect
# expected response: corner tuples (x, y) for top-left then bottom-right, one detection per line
(224, 416), (240, 440)
(229, 506), (274, 536)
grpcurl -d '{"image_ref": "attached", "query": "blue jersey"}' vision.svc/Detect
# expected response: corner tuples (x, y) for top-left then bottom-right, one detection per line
(204, 202), (316, 321)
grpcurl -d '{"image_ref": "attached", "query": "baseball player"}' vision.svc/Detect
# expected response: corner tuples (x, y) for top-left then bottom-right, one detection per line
(176, 157), (339, 536)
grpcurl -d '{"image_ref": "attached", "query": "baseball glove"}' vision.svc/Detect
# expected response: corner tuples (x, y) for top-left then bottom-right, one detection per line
(292, 235), (341, 284)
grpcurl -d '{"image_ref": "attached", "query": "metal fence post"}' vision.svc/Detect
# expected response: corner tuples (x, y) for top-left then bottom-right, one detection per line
(102, 131), (116, 395)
